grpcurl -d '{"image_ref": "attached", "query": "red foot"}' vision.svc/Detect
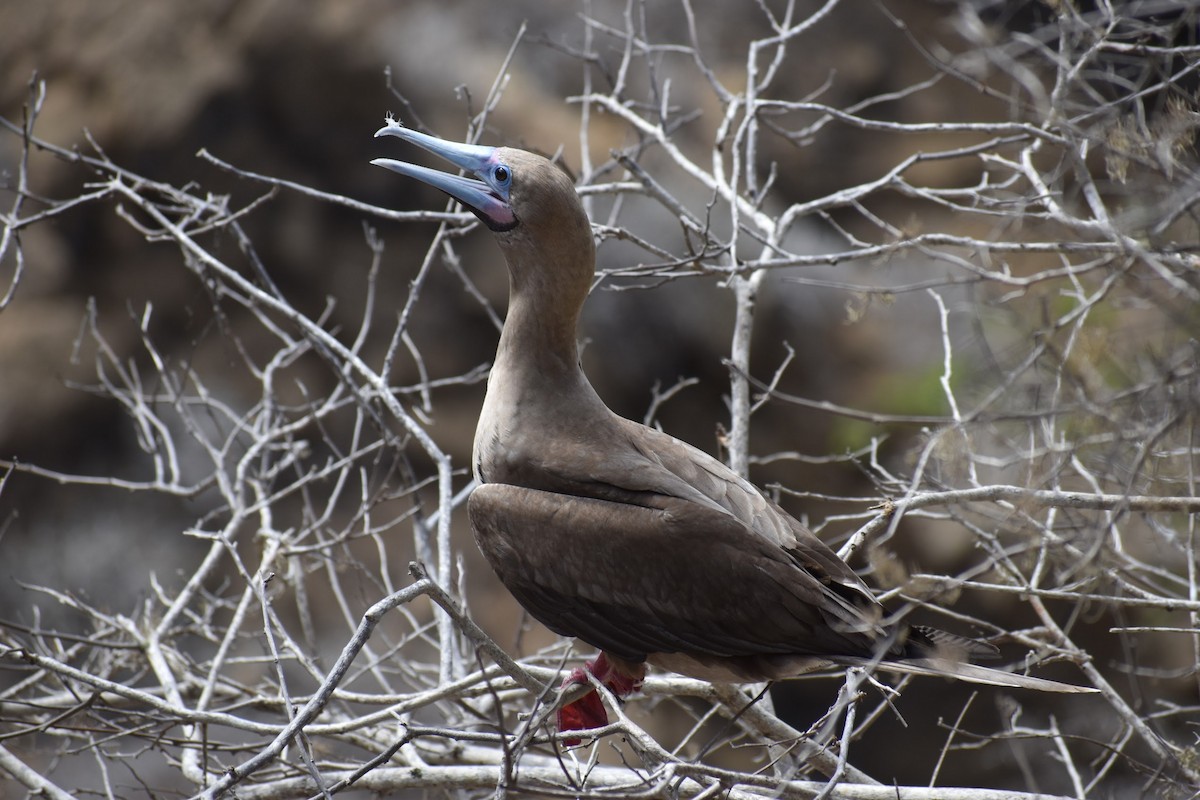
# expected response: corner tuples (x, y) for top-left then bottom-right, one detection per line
(556, 653), (645, 746)
(556, 667), (608, 746)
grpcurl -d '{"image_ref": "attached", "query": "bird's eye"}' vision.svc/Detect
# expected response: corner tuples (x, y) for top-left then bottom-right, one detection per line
(493, 165), (511, 184)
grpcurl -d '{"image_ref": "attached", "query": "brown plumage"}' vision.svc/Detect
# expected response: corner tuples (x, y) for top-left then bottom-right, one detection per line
(371, 122), (1096, 741)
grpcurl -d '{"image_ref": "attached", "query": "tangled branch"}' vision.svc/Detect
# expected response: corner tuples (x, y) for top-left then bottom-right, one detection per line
(2, 1), (1198, 798)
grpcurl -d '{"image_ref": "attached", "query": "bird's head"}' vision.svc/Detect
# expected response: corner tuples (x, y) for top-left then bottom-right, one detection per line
(372, 122), (595, 306)
(372, 122), (517, 232)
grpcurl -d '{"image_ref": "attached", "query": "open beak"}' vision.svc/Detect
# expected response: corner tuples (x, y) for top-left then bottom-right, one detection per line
(372, 123), (516, 231)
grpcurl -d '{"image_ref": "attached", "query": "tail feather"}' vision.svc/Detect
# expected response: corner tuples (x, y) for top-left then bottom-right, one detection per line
(910, 625), (1000, 661)
(835, 656), (1099, 693)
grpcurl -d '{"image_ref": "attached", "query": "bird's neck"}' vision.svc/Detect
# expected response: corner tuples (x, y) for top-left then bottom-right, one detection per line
(474, 284), (609, 485)
(491, 290), (592, 400)
(492, 252), (593, 381)
(472, 239), (609, 485)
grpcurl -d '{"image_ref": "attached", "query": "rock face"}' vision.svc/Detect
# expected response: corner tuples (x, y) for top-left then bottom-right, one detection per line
(6, 2), (1190, 792)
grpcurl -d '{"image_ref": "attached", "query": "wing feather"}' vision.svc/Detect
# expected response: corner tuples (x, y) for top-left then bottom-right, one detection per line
(469, 483), (887, 666)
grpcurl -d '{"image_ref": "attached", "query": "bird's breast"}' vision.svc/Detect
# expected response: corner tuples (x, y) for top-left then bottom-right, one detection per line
(473, 364), (616, 491)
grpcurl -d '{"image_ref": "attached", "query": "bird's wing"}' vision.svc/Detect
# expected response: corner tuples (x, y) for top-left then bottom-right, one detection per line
(468, 482), (884, 664)
(558, 417), (879, 610)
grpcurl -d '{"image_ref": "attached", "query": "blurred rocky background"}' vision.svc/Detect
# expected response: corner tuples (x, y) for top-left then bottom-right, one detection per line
(0, 1), (972, 618)
(0, 0), (997, 590)
(2, 0), (1198, 796)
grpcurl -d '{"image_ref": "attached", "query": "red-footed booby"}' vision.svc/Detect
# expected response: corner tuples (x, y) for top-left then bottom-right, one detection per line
(371, 121), (1096, 744)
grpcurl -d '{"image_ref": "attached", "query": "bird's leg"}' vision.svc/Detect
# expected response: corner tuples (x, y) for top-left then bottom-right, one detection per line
(556, 651), (645, 746)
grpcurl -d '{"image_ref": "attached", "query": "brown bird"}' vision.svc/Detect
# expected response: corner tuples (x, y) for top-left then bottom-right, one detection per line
(371, 121), (1096, 742)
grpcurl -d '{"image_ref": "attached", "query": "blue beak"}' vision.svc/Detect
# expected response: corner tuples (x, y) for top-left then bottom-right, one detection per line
(372, 122), (516, 232)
